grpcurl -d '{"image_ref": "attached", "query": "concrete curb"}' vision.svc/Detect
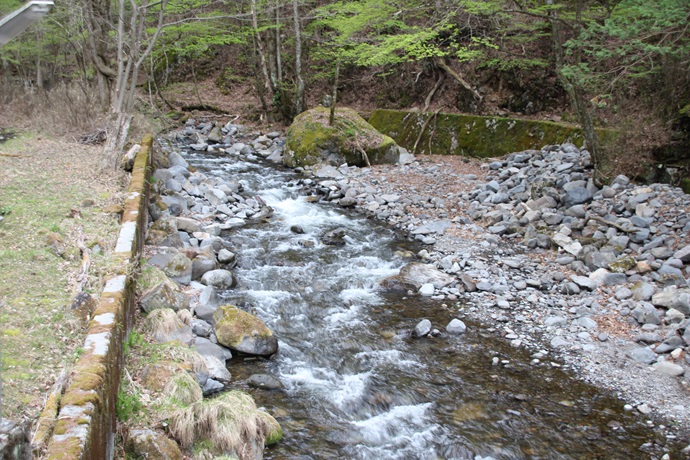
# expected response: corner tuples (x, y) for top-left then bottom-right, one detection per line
(43, 135), (152, 460)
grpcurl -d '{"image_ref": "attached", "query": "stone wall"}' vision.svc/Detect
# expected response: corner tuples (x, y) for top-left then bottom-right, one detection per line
(42, 135), (152, 460)
(369, 109), (616, 158)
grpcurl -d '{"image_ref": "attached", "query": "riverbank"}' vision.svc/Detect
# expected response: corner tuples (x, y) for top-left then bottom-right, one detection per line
(296, 145), (690, 441)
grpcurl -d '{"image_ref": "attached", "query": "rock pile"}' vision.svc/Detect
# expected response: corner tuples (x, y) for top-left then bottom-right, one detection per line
(140, 119), (288, 396)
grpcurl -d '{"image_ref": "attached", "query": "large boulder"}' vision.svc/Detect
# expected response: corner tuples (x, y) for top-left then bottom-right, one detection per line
(284, 106), (400, 168)
(379, 262), (455, 292)
(213, 305), (278, 356)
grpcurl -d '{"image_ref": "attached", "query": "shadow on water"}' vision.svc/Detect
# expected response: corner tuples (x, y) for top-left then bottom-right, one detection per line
(176, 143), (688, 460)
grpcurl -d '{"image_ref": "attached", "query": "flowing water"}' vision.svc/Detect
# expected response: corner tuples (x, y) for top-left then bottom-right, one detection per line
(178, 145), (683, 460)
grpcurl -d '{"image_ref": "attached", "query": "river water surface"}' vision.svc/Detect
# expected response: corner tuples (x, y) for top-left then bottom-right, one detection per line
(178, 145), (681, 460)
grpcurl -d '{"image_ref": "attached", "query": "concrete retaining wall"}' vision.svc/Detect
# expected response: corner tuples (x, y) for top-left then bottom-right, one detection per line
(43, 135), (152, 459)
(369, 109), (616, 158)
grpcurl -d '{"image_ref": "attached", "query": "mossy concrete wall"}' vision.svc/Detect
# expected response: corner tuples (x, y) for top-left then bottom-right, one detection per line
(43, 135), (152, 460)
(369, 109), (614, 158)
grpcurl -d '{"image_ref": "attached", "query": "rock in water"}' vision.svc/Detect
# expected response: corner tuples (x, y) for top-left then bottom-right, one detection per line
(379, 262), (455, 292)
(321, 227), (347, 246)
(413, 319), (432, 337)
(213, 305), (278, 356)
(200, 269), (235, 289)
(247, 374), (283, 390)
(446, 319), (467, 334)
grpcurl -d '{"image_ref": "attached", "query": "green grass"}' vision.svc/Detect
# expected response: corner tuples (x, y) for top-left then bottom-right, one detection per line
(116, 384), (143, 422)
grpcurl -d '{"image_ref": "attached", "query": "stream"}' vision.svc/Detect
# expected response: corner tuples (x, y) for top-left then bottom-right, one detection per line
(178, 145), (678, 460)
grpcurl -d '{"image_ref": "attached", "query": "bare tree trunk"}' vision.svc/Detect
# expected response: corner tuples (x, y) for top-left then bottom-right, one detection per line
(251, 0), (273, 102)
(101, 0), (167, 171)
(275, 4), (282, 83)
(548, 0), (604, 182)
(329, 60), (340, 126)
(252, 34), (269, 113)
(83, 0), (115, 108)
(293, 0), (305, 115)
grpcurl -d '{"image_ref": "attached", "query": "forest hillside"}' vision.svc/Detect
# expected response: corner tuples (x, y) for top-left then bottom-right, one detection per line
(1, 0), (689, 182)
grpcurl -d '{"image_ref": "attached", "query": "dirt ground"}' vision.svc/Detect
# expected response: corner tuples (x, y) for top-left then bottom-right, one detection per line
(0, 120), (124, 426)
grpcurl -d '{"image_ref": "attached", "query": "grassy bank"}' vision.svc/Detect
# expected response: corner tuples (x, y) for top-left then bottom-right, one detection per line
(0, 130), (123, 423)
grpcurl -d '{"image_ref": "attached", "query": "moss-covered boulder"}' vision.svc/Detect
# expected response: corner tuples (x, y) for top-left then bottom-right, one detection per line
(284, 106), (400, 167)
(213, 305), (278, 357)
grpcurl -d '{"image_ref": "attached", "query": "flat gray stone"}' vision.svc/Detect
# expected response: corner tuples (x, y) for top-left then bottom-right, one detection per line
(571, 275), (597, 291)
(247, 374), (283, 390)
(627, 346), (657, 364)
(632, 282), (655, 301)
(194, 337), (233, 362)
(411, 220), (451, 235)
(545, 316), (568, 327)
(673, 245), (690, 263)
(632, 302), (662, 325)
(202, 355), (232, 382)
(653, 361), (685, 376)
(550, 336), (570, 348)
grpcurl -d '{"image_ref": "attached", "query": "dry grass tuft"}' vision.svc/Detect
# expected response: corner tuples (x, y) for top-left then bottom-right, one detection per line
(169, 391), (269, 459)
(164, 345), (208, 375)
(177, 308), (193, 325)
(145, 308), (184, 336)
(164, 371), (203, 406)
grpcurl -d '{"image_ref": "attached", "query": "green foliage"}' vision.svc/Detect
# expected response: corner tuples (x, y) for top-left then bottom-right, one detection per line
(310, 0), (500, 73)
(563, 0), (690, 91)
(117, 385), (143, 422)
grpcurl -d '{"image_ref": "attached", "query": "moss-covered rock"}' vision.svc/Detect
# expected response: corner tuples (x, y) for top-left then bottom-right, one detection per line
(140, 280), (190, 313)
(213, 305), (278, 357)
(608, 255), (637, 273)
(126, 429), (184, 460)
(136, 264), (170, 296)
(681, 177), (690, 195)
(141, 361), (188, 392)
(284, 106), (400, 167)
(256, 410), (282, 445)
(369, 109), (618, 158)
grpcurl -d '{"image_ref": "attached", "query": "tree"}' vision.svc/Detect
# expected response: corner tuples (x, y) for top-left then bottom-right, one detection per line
(100, 0), (168, 170)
